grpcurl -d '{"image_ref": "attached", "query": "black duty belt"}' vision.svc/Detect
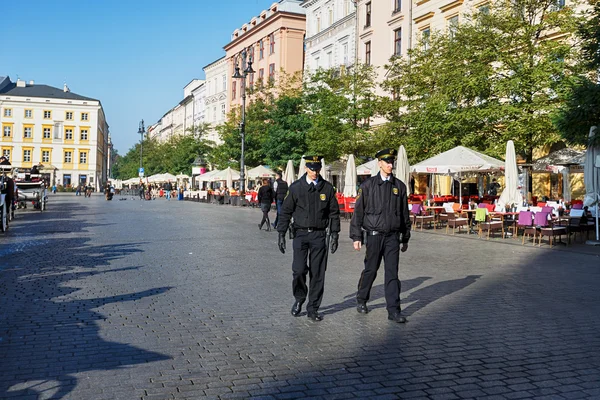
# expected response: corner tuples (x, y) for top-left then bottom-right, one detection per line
(296, 228), (326, 232)
(365, 230), (398, 236)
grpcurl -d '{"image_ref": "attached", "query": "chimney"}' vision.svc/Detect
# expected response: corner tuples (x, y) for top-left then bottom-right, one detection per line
(63, 83), (70, 93)
(29, 80), (34, 85)
(16, 79), (26, 88)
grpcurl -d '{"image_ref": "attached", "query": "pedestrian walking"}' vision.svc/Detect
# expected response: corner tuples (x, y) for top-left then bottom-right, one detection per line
(276, 156), (340, 322)
(257, 178), (274, 231)
(138, 183), (145, 200)
(164, 181), (172, 200)
(272, 170), (288, 229)
(349, 148), (412, 323)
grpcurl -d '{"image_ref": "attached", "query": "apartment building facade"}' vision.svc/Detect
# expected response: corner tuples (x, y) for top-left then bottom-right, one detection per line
(302, 0), (357, 72)
(203, 56), (228, 145)
(224, 0), (307, 110)
(0, 76), (109, 189)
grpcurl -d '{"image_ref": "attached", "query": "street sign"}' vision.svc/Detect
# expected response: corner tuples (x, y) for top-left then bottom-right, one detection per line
(139, 167), (145, 177)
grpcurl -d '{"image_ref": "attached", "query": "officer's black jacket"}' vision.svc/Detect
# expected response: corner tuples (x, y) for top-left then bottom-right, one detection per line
(349, 172), (412, 243)
(276, 173), (340, 233)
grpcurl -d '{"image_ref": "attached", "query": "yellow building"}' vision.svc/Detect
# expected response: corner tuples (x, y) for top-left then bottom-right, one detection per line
(0, 76), (109, 189)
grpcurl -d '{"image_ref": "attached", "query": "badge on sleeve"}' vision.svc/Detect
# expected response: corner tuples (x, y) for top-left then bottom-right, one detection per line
(320, 194), (326, 201)
(393, 187), (399, 195)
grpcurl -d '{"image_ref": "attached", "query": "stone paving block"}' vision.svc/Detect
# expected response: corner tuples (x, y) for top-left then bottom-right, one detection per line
(1, 196), (600, 400)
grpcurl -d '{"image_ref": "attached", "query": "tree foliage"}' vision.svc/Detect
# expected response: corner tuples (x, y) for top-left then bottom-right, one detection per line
(554, 0), (600, 145)
(303, 64), (380, 161)
(112, 123), (213, 179)
(382, 0), (582, 163)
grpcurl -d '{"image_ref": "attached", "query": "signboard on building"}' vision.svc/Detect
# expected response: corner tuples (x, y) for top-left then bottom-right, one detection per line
(139, 167), (145, 177)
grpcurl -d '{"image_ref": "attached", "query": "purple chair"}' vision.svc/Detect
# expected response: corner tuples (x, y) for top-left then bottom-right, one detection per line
(411, 203), (435, 230)
(572, 203), (583, 210)
(518, 211), (534, 244)
(533, 211), (550, 227)
(478, 203), (487, 208)
(411, 203), (423, 215)
(541, 206), (554, 215)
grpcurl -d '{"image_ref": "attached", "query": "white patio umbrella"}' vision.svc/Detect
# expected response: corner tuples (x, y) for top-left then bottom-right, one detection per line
(298, 156), (306, 180)
(356, 159), (378, 176)
(395, 145), (410, 187)
(284, 160), (295, 186)
(195, 169), (221, 183)
(210, 167), (240, 182)
(412, 145), (504, 205)
(343, 155), (357, 197)
(226, 168), (233, 189)
(497, 140), (523, 208)
(247, 165), (276, 179)
(321, 157), (330, 181)
(562, 168), (571, 203)
(584, 126), (600, 244)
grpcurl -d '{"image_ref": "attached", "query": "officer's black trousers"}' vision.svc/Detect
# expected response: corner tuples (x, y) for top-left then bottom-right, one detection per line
(292, 230), (327, 313)
(356, 233), (401, 313)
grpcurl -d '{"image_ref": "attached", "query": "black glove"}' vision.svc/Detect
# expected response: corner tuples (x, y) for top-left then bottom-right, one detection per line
(278, 232), (286, 254)
(330, 232), (339, 254)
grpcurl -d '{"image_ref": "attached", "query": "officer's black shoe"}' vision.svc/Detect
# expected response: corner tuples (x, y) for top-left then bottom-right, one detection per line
(356, 303), (369, 314)
(291, 300), (304, 317)
(307, 312), (323, 322)
(258, 224), (262, 231)
(388, 312), (407, 323)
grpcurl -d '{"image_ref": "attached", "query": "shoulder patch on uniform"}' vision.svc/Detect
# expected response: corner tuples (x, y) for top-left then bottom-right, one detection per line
(320, 194), (326, 201)
(356, 188), (362, 200)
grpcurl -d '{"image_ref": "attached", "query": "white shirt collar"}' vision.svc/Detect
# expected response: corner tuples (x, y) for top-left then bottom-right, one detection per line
(380, 174), (391, 182)
(306, 175), (319, 185)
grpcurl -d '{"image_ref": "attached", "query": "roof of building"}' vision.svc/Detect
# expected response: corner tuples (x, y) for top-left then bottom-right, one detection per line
(0, 82), (99, 102)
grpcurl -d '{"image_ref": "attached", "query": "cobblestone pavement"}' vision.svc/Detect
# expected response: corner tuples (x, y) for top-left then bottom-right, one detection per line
(1, 194), (599, 400)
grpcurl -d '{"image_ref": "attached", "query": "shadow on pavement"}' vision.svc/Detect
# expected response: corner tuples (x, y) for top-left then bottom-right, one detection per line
(0, 233), (171, 399)
(221, 250), (600, 399)
(320, 277), (433, 315)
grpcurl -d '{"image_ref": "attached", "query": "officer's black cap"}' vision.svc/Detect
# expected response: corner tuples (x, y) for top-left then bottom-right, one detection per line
(375, 148), (397, 162)
(303, 155), (323, 170)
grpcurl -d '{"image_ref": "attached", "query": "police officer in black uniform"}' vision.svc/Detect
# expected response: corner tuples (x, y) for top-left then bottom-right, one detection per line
(277, 156), (341, 322)
(350, 148), (412, 323)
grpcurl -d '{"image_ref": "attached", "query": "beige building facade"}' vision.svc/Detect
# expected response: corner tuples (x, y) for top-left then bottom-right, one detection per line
(224, 0), (307, 110)
(0, 76), (109, 189)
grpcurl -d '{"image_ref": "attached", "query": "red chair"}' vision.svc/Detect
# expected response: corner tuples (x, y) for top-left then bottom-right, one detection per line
(344, 197), (356, 219)
(338, 196), (347, 218)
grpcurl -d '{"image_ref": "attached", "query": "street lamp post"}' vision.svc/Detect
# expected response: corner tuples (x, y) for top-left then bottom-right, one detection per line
(138, 120), (145, 177)
(232, 49), (255, 198)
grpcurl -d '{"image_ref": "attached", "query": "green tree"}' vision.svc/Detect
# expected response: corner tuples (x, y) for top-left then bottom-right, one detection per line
(212, 72), (307, 169)
(554, 0), (600, 145)
(382, 0), (582, 163)
(262, 94), (311, 169)
(112, 123), (213, 178)
(303, 64), (380, 160)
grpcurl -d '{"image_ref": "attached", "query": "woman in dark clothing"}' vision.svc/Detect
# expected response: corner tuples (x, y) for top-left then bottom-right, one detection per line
(257, 178), (275, 231)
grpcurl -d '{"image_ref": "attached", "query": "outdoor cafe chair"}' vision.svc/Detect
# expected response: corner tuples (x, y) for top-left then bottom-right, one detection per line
(476, 208), (504, 240)
(517, 211), (534, 244)
(437, 203), (454, 229)
(411, 203), (435, 230)
(565, 217), (583, 243)
(344, 197), (356, 220)
(446, 211), (469, 235)
(522, 211), (550, 245)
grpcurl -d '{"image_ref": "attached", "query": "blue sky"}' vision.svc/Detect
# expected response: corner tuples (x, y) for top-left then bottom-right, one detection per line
(2, 0), (276, 153)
